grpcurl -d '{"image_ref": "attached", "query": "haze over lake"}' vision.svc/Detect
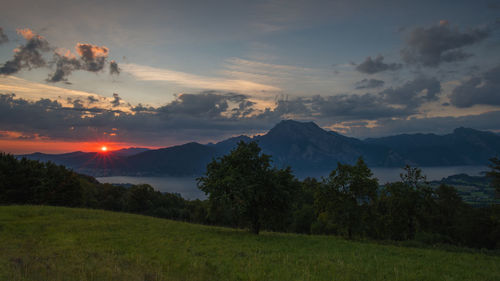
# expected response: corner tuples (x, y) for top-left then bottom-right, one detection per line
(97, 165), (488, 200)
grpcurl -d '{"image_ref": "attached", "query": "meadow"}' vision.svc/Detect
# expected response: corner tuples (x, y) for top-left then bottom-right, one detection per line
(1, 205), (498, 281)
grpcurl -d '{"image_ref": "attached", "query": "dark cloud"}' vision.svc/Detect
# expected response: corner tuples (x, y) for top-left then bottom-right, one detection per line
(0, 27), (8, 44)
(67, 98), (84, 109)
(0, 81), (468, 145)
(109, 60), (120, 75)
(272, 77), (441, 121)
(158, 91), (252, 118)
(312, 94), (411, 120)
(47, 43), (117, 83)
(87, 95), (99, 104)
(76, 43), (109, 72)
(355, 55), (402, 74)
(111, 93), (121, 107)
(0, 28), (50, 75)
(401, 21), (489, 67)
(344, 110), (500, 138)
(449, 65), (500, 107)
(354, 78), (385, 89)
(0, 28), (119, 82)
(0, 92), (270, 144)
(381, 76), (441, 107)
(46, 52), (81, 83)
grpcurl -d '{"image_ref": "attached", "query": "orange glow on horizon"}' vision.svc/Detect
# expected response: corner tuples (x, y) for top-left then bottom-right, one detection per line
(0, 139), (160, 155)
(100, 146), (108, 152)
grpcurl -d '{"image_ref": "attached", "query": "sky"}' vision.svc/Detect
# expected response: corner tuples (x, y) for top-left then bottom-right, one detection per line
(1, 0), (500, 153)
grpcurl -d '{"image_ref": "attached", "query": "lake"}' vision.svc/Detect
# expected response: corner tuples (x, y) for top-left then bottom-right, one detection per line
(97, 165), (488, 200)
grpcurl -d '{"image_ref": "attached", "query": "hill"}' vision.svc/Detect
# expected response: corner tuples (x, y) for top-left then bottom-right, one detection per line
(1, 205), (499, 281)
(18, 120), (500, 176)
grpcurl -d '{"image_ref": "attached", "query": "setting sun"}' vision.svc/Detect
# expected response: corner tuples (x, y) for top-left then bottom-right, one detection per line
(101, 146), (107, 152)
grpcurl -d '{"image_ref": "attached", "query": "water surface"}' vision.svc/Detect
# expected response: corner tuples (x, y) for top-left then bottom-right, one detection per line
(98, 165), (488, 200)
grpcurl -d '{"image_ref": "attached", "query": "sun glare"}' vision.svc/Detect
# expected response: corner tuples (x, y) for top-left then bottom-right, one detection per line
(101, 146), (107, 152)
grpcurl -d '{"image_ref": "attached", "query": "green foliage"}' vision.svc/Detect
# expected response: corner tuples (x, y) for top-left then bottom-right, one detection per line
(197, 141), (299, 234)
(0, 153), (204, 224)
(314, 158), (379, 238)
(0, 153), (83, 206)
(487, 156), (500, 197)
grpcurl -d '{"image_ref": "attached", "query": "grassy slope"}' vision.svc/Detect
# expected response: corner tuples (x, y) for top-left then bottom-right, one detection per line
(0, 206), (498, 281)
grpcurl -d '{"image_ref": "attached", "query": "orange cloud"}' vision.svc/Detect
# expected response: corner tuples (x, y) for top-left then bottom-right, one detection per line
(76, 43), (109, 58)
(55, 48), (77, 59)
(16, 28), (42, 40)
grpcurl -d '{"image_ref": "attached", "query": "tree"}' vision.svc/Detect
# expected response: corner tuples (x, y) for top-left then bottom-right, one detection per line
(314, 157), (379, 238)
(486, 156), (500, 198)
(197, 141), (298, 234)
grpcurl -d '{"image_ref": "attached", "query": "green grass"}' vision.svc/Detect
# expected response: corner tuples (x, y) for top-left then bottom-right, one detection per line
(0, 206), (499, 281)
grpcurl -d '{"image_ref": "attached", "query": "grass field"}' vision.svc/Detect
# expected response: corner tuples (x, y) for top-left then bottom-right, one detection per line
(0, 206), (499, 281)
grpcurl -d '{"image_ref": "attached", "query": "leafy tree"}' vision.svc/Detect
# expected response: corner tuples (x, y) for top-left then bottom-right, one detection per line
(197, 141), (298, 234)
(377, 165), (433, 240)
(314, 157), (379, 238)
(486, 156), (500, 198)
(400, 164), (426, 190)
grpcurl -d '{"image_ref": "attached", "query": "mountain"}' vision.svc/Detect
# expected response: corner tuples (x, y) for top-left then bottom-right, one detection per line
(17, 121), (500, 176)
(365, 127), (500, 166)
(254, 120), (403, 170)
(18, 147), (148, 176)
(112, 147), (150, 157)
(121, 142), (216, 176)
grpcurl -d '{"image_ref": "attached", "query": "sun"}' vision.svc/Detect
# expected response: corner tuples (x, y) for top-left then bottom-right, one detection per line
(100, 146), (108, 152)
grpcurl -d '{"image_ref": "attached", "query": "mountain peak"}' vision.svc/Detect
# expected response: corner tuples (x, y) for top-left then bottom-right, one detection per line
(268, 120), (323, 136)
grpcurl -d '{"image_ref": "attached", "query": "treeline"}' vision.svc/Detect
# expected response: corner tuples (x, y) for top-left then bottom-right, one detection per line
(1, 146), (499, 250)
(0, 153), (207, 222)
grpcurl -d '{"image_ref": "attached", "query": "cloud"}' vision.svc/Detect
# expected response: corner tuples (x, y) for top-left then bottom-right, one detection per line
(0, 91), (272, 145)
(401, 21), (489, 67)
(47, 43), (119, 83)
(75, 43), (109, 72)
(449, 65), (500, 107)
(0, 28), (50, 75)
(381, 76), (441, 107)
(87, 95), (99, 104)
(354, 78), (385, 89)
(355, 55), (402, 74)
(273, 76), (442, 121)
(46, 51), (81, 83)
(0, 27), (119, 82)
(158, 91), (253, 118)
(0, 27), (8, 44)
(312, 94), (411, 120)
(121, 63), (281, 95)
(1, 83), (498, 146)
(110, 93), (122, 107)
(109, 60), (120, 75)
(0, 75), (98, 101)
(339, 110), (500, 138)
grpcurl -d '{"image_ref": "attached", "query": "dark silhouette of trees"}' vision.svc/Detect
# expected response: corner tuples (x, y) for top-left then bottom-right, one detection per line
(197, 141), (299, 234)
(1, 151), (499, 249)
(487, 156), (500, 197)
(313, 158), (379, 238)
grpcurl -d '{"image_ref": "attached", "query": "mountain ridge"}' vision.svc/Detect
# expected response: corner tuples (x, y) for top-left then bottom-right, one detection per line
(16, 120), (500, 176)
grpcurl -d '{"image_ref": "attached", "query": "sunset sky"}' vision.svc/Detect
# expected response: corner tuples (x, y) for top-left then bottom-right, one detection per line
(1, 0), (500, 153)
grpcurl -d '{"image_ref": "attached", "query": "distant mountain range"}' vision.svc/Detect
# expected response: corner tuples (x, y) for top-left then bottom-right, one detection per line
(18, 120), (500, 176)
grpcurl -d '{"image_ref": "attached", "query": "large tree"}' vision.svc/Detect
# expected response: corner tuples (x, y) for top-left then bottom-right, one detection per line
(197, 141), (298, 234)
